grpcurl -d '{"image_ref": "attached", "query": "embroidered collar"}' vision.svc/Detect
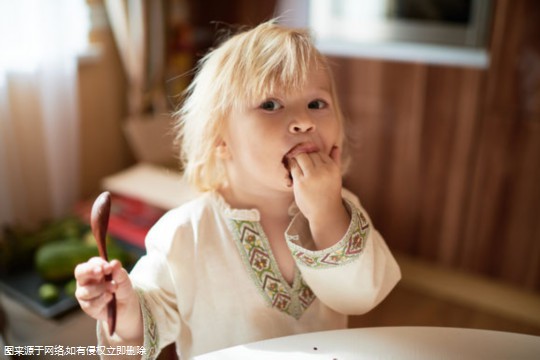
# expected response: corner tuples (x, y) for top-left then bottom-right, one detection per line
(211, 192), (315, 318)
(226, 218), (316, 319)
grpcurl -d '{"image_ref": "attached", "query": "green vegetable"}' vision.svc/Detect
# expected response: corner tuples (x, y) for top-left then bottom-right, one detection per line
(64, 278), (77, 297)
(1, 217), (85, 273)
(39, 283), (60, 303)
(35, 239), (132, 282)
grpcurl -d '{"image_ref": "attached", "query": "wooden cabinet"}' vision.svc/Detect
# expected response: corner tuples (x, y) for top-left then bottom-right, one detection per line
(331, 0), (540, 291)
(463, 0), (540, 289)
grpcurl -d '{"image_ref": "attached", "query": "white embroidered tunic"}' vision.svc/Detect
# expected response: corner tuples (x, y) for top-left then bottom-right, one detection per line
(98, 189), (401, 359)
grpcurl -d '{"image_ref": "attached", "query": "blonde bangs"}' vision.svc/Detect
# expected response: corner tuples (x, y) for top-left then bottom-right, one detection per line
(222, 24), (328, 110)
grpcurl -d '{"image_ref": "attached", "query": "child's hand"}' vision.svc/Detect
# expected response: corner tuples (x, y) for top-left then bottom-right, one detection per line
(290, 146), (351, 249)
(74, 257), (142, 340)
(289, 146), (342, 220)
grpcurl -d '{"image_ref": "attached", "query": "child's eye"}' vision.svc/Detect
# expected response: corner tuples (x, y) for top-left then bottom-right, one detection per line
(308, 100), (327, 109)
(259, 100), (282, 111)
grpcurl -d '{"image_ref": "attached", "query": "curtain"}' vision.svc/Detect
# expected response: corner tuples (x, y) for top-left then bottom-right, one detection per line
(0, 0), (89, 228)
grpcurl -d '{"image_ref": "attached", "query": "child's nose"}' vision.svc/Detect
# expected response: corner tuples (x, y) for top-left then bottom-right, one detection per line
(289, 115), (315, 133)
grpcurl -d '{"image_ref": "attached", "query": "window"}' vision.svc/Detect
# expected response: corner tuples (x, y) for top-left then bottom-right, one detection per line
(0, 0), (90, 74)
(277, 0), (494, 68)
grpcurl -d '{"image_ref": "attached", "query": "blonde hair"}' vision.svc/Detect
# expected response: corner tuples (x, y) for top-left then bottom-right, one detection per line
(175, 19), (346, 192)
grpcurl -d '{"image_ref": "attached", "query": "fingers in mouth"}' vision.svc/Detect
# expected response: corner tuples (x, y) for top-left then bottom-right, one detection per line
(282, 156), (293, 182)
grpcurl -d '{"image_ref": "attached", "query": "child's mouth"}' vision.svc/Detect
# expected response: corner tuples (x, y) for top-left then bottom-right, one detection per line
(282, 156), (292, 181)
(282, 142), (320, 182)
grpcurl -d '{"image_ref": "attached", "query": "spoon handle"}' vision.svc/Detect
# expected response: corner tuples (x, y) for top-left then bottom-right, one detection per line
(90, 191), (117, 336)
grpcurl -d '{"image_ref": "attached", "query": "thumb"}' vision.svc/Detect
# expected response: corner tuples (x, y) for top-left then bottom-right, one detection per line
(110, 262), (133, 300)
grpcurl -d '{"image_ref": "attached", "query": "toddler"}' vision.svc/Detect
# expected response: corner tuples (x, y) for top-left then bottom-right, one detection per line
(74, 20), (401, 359)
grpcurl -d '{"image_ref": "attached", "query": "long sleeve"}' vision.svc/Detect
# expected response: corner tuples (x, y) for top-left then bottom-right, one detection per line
(285, 191), (401, 315)
(99, 211), (187, 359)
(96, 289), (159, 360)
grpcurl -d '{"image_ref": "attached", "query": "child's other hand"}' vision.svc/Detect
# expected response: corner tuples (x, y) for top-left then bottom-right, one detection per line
(74, 257), (136, 325)
(290, 146), (350, 249)
(290, 146), (344, 222)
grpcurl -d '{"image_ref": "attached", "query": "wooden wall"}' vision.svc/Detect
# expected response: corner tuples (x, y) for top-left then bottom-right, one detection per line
(332, 0), (540, 291)
(463, 0), (540, 289)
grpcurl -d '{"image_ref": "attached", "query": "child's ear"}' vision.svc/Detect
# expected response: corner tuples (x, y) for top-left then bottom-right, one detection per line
(215, 140), (231, 159)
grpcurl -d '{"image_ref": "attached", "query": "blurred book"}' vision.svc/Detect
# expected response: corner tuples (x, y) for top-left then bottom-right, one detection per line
(102, 162), (198, 210)
(77, 163), (198, 248)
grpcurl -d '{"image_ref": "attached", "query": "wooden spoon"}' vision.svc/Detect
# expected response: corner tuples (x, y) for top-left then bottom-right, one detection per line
(90, 191), (116, 336)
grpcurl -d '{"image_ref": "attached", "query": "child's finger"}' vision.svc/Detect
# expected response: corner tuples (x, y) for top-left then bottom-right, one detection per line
(107, 259), (123, 276)
(108, 261), (134, 300)
(111, 263), (130, 287)
(309, 151), (326, 166)
(76, 281), (115, 302)
(293, 153), (314, 174)
(78, 291), (113, 318)
(289, 157), (303, 180)
(74, 257), (108, 285)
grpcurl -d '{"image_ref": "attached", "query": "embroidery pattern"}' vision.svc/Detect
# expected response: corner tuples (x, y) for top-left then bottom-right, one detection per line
(298, 277), (315, 310)
(291, 208), (369, 269)
(229, 220), (315, 319)
(137, 290), (159, 360)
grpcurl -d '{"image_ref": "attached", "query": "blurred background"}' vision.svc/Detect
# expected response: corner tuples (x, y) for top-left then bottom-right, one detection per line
(0, 0), (539, 359)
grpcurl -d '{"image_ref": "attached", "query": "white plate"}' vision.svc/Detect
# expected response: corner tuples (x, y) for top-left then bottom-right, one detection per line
(195, 327), (540, 360)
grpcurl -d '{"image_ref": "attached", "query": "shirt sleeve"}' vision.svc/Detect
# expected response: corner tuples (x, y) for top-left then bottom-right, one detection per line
(96, 289), (159, 360)
(131, 253), (179, 357)
(97, 212), (184, 359)
(285, 191), (401, 315)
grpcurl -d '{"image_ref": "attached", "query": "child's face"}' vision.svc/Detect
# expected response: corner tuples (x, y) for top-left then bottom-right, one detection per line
(220, 66), (341, 195)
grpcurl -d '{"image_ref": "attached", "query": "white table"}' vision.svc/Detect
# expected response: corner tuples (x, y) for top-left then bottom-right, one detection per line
(194, 327), (540, 360)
